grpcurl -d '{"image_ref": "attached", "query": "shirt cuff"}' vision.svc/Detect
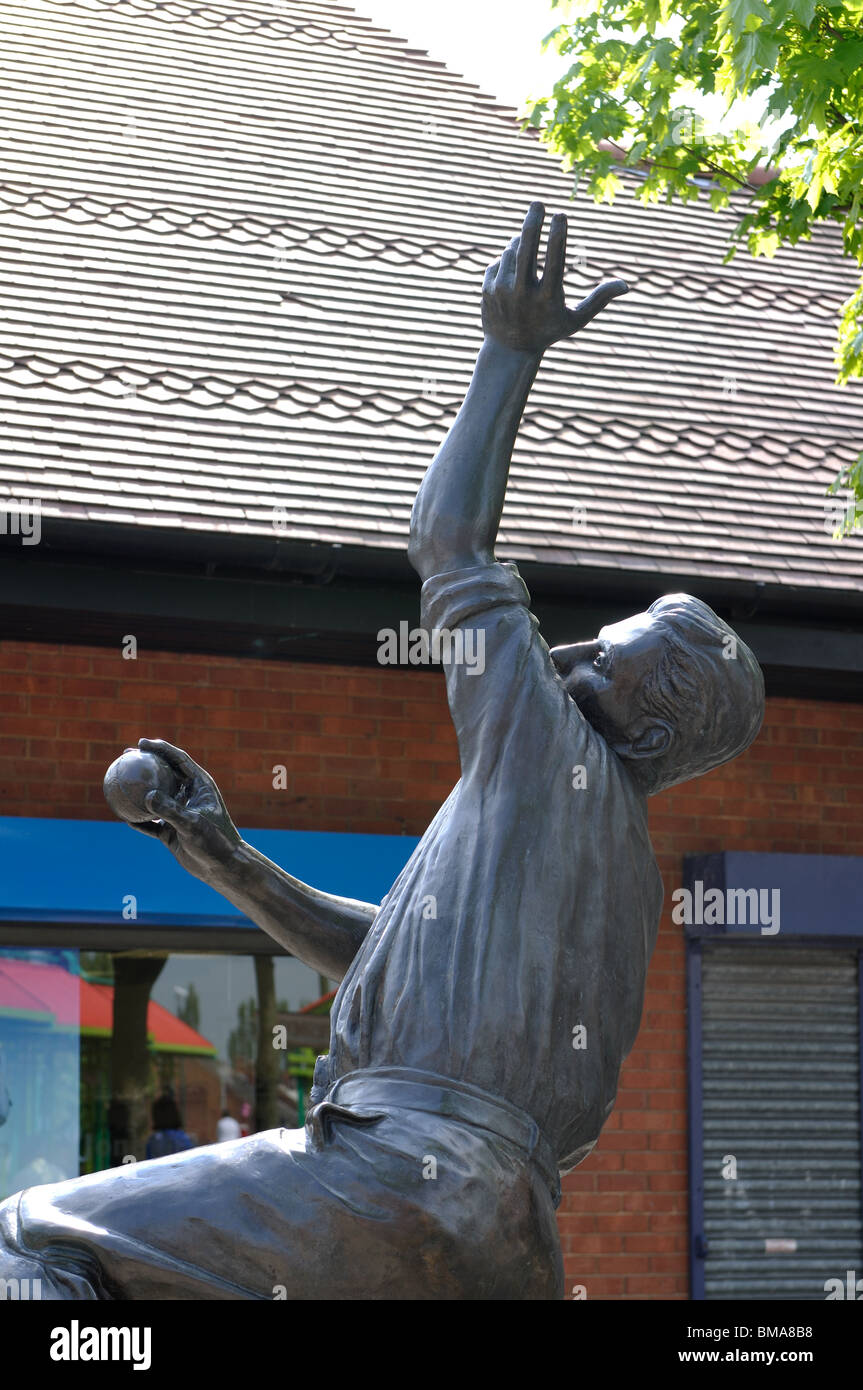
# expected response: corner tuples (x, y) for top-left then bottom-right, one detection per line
(420, 561), (531, 632)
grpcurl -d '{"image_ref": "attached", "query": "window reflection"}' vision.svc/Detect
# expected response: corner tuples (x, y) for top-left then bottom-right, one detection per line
(0, 949), (80, 1195)
(0, 947), (333, 1201)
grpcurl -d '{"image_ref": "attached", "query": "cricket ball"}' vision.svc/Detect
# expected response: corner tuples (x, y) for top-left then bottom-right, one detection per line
(103, 749), (180, 824)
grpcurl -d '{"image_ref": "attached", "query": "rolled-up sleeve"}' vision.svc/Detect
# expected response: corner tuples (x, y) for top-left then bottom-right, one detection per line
(421, 561), (532, 632)
(420, 561), (580, 784)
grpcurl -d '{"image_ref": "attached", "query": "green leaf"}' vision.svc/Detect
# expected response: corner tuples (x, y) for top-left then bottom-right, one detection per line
(788, 0), (816, 23)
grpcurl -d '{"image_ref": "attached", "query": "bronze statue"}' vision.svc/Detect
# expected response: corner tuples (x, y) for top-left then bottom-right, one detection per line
(0, 204), (764, 1299)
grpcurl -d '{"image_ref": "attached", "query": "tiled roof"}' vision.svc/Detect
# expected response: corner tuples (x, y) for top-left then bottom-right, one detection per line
(1, 0), (862, 596)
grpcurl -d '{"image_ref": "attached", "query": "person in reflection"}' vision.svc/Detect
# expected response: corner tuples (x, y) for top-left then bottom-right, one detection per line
(0, 203), (764, 1300)
(146, 1094), (195, 1160)
(216, 1110), (242, 1144)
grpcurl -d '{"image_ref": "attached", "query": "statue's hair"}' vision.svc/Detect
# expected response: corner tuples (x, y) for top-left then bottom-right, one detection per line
(636, 594), (765, 795)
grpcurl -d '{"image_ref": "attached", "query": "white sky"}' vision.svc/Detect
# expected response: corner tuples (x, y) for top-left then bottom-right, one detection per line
(355, 0), (566, 112)
(353, 1), (778, 152)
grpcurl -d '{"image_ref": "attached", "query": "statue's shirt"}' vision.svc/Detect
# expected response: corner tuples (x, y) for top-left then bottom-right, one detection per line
(329, 562), (663, 1172)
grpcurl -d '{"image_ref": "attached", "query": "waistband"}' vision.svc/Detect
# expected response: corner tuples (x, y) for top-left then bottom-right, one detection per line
(313, 1065), (561, 1208)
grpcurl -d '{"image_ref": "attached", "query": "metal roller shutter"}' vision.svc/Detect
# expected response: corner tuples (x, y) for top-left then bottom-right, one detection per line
(701, 943), (862, 1300)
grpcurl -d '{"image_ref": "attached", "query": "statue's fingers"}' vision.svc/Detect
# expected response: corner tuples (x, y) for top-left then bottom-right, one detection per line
(540, 213), (567, 295)
(138, 737), (199, 781)
(497, 236), (519, 286)
(516, 201), (544, 287)
(128, 817), (167, 839)
(482, 260), (500, 294)
(565, 278), (629, 331)
(144, 790), (198, 833)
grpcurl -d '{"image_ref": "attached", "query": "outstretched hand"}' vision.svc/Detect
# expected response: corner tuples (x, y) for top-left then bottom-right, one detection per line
(482, 202), (628, 355)
(130, 737), (242, 885)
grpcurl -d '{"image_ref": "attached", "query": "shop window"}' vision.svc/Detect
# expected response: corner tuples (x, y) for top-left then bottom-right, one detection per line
(0, 947), (333, 1201)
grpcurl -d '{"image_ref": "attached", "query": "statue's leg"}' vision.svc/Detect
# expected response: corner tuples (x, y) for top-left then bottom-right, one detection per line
(0, 1108), (563, 1300)
(0, 1195), (100, 1299)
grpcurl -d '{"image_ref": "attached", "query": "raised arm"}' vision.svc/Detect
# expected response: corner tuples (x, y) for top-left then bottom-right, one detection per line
(408, 202), (628, 581)
(130, 739), (376, 982)
(193, 840), (376, 983)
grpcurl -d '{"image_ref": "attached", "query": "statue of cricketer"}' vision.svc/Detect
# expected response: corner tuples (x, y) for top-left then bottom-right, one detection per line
(0, 204), (764, 1300)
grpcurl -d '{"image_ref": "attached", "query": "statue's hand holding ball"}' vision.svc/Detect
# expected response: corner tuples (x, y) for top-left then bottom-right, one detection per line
(103, 748), (182, 825)
(103, 738), (242, 885)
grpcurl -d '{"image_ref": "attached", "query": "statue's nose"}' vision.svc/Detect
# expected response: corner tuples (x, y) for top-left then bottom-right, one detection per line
(549, 644), (582, 678)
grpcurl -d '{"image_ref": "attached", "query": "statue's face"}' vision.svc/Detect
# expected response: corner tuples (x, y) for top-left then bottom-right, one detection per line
(549, 612), (665, 745)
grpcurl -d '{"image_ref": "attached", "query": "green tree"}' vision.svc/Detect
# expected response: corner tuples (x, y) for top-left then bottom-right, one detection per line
(528, 0), (863, 530)
(177, 981), (201, 1032)
(228, 994), (290, 1068)
(228, 998), (256, 1068)
(80, 951), (114, 982)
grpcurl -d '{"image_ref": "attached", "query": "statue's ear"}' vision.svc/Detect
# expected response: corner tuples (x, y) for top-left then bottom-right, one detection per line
(610, 718), (672, 762)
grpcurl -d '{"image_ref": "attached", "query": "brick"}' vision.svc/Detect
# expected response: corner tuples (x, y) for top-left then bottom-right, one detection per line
(59, 677), (120, 697)
(556, 1213), (597, 1235)
(650, 1255), (689, 1276)
(0, 647), (32, 671)
(145, 661), (212, 685)
(596, 1174), (646, 1192)
(626, 1151), (680, 1172)
(570, 1233), (622, 1255)
(624, 1234), (686, 1254)
(648, 1210), (688, 1233)
(85, 700), (150, 723)
(620, 1108), (676, 1132)
(4, 716), (56, 736)
(116, 682), (181, 703)
(648, 1131), (687, 1152)
(565, 1276), (624, 1298)
(588, 1252), (651, 1274)
(192, 729), (239, 751)
(625, 1274), (685, 1296)
(321, 716), (379, 737)
(27, 650), (87, 674)
(589, 1150), (623, 1172)
(350, 695), (407, 719)
(593, 1212), (649, 1234)
(623, 1192), (681, 1213)
(647, 1173), (688, 1192)
(562, 1171), (597, 1193)
(594, 1129), (650, 1152)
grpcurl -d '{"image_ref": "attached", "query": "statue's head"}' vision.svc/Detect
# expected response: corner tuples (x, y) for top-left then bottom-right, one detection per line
(549, 594), (765, 795)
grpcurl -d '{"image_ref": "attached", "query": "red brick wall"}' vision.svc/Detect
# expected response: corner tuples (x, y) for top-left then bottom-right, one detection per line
(0, 643), (457, 831)
(2, 639), (862, 1300)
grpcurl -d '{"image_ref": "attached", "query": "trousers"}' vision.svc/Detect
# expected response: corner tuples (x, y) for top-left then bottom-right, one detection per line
(0, 1068), (565, 1300)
